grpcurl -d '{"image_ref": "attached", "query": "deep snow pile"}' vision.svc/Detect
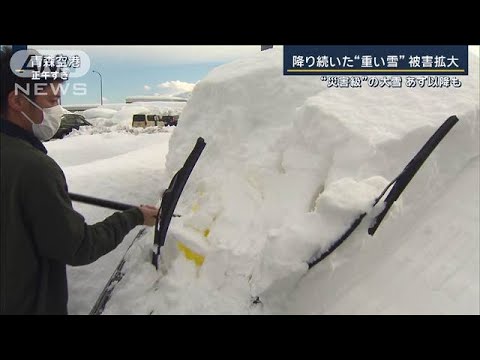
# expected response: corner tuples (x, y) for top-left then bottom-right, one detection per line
(102, 47), (479, 314)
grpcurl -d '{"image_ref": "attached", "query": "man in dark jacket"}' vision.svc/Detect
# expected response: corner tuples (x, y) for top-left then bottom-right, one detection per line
(0, 47), (159, 314)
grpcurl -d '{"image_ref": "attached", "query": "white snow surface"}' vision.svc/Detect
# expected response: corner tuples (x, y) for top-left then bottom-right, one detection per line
(47, 47), (478, 314)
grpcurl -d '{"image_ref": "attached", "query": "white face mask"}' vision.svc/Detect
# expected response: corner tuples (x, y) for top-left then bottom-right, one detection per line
(21, 95), (66, 141)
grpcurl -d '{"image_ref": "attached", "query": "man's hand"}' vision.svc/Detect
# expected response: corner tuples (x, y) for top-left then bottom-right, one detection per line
(138, 205), (159, 226)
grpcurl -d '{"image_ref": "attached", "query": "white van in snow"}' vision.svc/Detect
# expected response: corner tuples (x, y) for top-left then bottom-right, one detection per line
(132, 114), (164, 128)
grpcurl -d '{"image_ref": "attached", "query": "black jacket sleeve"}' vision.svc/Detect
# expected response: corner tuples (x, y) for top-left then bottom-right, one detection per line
(22, 155), (144, 266)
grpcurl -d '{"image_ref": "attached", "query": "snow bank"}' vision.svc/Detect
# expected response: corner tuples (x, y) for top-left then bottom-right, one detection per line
(81, 107), (118, 119)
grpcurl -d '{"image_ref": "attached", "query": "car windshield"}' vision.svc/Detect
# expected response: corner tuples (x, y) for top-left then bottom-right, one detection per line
(133, 114), (145, 122)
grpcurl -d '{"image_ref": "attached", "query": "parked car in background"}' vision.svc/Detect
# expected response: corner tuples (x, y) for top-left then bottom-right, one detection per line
(132, 114), (165, 128)
(52, 113), (92, 139)
(162, 115), (179, 126)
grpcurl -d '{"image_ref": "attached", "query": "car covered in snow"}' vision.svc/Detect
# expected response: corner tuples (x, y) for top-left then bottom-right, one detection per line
(52, 113), (92, 139)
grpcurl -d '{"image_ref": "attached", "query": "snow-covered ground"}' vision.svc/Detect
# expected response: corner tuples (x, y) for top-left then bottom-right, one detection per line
(46, 47), (479, 315)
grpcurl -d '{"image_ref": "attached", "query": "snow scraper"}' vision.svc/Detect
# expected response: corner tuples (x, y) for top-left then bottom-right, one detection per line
(69, 193), (141, 211)
(84, 137), (206, 315)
